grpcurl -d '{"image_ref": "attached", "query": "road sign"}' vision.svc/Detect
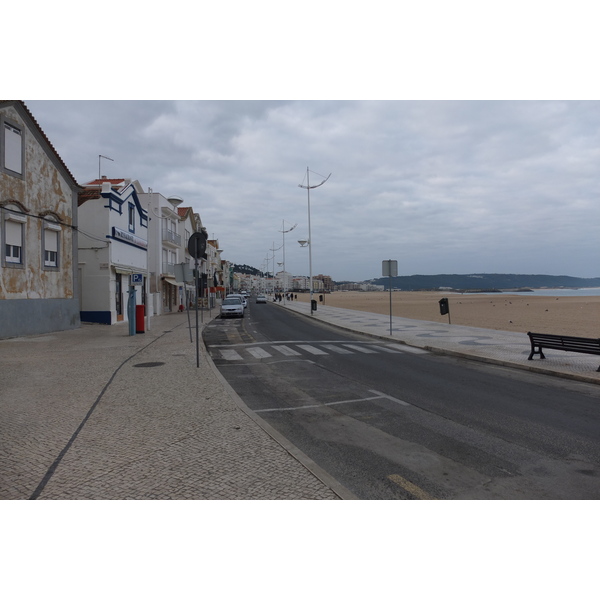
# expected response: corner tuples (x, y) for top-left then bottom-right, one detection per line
(382, 260), (398, 277)
(188, 232), (207, 259)
(130, 273), (144, 285)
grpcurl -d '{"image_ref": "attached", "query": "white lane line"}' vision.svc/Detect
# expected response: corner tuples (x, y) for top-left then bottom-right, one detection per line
(255, 395), (384, 413)
(321, 344), (353, 354)
(220, 349), (243, 361)
(370, 345), (403, 353)
(368, 389), (410, 406)
(254, 390), (410, 413)
(247, 347), (272, 359)
(272, 345), (301, 356)
(342, 344), (378, 354)
(297, 344), (329, 355)
(385, 344), (429, 354)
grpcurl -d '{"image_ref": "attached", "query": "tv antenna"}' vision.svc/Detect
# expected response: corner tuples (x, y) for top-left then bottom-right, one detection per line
(99, 154), (114, 179)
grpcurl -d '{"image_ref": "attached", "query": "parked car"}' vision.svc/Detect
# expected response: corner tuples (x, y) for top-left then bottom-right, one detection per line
(256, 294), (267, 304)
(220, 297), (244, 318)
(227, 293), (247, 308)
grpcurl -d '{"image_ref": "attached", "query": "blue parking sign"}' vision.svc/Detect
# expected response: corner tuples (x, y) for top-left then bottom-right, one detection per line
(131, 273), (143, 285)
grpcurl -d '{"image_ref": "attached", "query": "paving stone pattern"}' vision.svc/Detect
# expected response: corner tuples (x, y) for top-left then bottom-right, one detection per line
(0, 314), (339, 500)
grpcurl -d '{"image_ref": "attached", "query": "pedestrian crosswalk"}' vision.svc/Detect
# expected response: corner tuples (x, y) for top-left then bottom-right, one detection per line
(210, 341), (429, 362)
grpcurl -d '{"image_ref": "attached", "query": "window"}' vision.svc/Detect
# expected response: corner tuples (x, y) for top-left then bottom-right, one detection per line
(3, 210), (26, 265)
(43, 222), (60, 268)
(128, 203), (135, 233)
(3, 121), (23, 176)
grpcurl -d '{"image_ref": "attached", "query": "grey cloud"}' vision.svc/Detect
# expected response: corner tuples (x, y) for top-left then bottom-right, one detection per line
(25, 100), (600, 281)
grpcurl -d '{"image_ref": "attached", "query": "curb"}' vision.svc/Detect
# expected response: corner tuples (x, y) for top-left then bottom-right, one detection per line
(202, 334), (359, 500)
(275, 302), (600, 387)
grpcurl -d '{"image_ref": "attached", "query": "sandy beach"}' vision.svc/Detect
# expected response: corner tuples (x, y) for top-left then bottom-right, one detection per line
(291, 291), (600, 338)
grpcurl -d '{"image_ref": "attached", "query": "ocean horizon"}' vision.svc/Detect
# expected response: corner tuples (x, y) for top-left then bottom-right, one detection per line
(466, 287), (600, 297)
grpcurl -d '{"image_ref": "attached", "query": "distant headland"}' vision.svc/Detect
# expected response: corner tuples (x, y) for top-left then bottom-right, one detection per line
(365, 273), (600, 292)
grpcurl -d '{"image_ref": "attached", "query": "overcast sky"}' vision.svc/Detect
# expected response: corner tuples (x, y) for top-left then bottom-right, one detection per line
(25, 100), (599, 281)
(15, 3), (600, 283)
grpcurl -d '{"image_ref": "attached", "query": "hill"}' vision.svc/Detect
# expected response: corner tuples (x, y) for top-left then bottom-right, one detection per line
(369, 273), (600, 291)
(231, 263), (263, 276)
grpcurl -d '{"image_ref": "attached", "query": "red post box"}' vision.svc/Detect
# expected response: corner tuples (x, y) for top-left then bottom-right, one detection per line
(135, 305), (145, 333)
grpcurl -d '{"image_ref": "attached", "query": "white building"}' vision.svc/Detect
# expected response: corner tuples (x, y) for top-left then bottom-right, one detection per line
(206, 239), (224, 307)
(140, 191), (184, 314)
(292, 275), (323, 292)
(138, 191), (208, 314)
(177, 206), (203, 308)
(78, 178), (148, 325)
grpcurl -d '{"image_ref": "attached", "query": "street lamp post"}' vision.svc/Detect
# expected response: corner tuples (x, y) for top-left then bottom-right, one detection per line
(279, 220), (297, 303)
(266, 242), (283, 296)
(298, 167), (331, 315)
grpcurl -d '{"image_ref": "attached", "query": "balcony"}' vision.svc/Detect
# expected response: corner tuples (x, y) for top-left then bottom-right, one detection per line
(161, 262), (175, 275)
(162, 229), (181, 247)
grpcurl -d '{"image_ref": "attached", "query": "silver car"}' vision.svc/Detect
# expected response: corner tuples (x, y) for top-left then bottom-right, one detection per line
(220, 297), (244, 318)
(227, 293), (248, 308)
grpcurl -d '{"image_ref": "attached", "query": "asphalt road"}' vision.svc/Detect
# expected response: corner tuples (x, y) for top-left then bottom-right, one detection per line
(203, 300), (600, 499)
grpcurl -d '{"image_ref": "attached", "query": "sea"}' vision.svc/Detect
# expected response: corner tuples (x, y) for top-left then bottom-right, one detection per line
(465, 288), (600, 297)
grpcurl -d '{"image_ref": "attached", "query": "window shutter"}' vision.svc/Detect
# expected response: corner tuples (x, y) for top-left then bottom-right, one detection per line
(4, 123), (22, 174)
(5, 220), (22, 246)
(45, 230), (58, 252)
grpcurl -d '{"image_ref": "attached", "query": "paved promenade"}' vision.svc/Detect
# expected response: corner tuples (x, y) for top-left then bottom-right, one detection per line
(2, 301), (597, 501)
(277, 299), (600, 385)
(0, 312), (347, 500)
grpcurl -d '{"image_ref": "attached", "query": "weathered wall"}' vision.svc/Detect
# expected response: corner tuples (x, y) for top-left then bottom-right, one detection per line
(0, 102), (80, 338)
(0, 298), (80, 338)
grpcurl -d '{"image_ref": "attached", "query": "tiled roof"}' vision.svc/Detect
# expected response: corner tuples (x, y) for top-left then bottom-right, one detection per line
(84, 178), (126, 186)
(77, 189), (101, 207)
(177, 206), (195, 219)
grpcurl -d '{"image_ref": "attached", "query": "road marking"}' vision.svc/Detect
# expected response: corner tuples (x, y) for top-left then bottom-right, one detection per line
(343, 344), (378, 353)
(321, 344), (353, 354)
(368, 389), (410, 406)
(297, 344), (328, 355)
(211, 341), (428, 361)
(220, 349), (243, 361)
(385, 344), (429, 354)
(272, 345), (301, 356)
(247, 347), (272, 359)
(254, 390), (409, 413)
(370, 345), (402, 353)
(255, 394), (384, 413)
(388, 474), (434, 500)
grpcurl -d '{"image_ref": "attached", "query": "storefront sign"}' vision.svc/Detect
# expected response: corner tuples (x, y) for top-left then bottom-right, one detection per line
(112, 227), (148, 249)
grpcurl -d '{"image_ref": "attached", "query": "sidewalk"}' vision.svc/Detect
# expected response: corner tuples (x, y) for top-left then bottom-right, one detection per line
(0, 312), (351, 500)
(276, 299), (600, 385)
(3, 302), (597, 501)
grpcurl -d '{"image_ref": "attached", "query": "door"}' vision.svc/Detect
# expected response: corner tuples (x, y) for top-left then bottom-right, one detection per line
(115, 273), (123, 321)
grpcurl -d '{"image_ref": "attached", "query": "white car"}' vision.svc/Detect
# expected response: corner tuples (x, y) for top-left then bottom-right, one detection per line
(227, 294), (247, 308)
(255, 295), (267, 304)
(220, 297), (244, 318)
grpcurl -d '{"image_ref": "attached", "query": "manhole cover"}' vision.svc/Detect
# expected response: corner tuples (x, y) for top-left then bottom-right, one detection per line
(133, 362), (166, 368)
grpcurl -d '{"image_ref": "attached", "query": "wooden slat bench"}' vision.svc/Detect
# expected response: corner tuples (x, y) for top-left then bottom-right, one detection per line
(527, 332), (600, 371)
